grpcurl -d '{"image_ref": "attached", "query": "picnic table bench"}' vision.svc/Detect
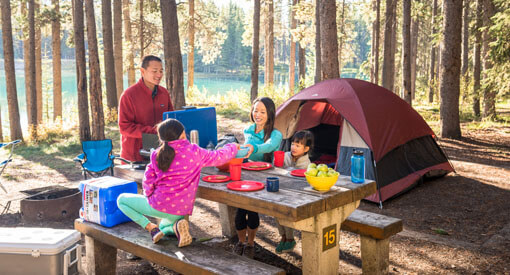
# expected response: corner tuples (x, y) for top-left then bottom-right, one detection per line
(75, 219), (285, 275)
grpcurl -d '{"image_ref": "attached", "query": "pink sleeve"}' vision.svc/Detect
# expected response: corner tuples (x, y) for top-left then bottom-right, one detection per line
(198, 143), (238, 168)
(142, 151), (158, 197)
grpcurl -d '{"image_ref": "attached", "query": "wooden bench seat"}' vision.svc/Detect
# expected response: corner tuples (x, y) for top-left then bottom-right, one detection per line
(75, 219), (285, 275)
(341, 209), (403, 275)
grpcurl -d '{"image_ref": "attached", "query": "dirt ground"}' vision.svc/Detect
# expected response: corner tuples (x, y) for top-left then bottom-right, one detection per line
(0, 116), (509, 274)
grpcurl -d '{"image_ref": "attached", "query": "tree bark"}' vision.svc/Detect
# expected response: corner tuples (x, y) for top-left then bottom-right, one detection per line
(402, 0), (412, 105)
(102, 0), (118, 111)
(251, 0), (261, 102)
(35, 0), (42, 124)
(319, 0), (339, 80)
(161, 0), (186, 109)
(371, 0), (380, 85)
(1, 0), (23, 141)
(139, 0), (144, 57)
(85, 0), (105, 140)
(314, 0), (320, 83)
(22, 2), (32, 130)
(28, 0), (38, 139)
(472, 0), (482, 117)
(338, 0), (346, 76)
(123, 0), (136, 86)
(73, 0), (91, 141)
(461, 0), (470, 79)
(428, 0), (438, 102)
(481, 0), (496, 119)
(187, 0), (195, 90)
(289, 0), (297, 93)
(264, 0), (274, 86)
(51, 0), (62, 121)
(410, 18), (418, 99)
(113, 0), (123, 99)
(382, 0), (396, 91)
(439, 0), (462, 139)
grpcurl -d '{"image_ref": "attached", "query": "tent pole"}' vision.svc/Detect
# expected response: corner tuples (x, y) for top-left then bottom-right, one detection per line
(371, 151), (383, 209)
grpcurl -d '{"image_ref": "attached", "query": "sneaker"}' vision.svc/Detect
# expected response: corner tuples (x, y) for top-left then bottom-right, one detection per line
(243, 244), (255, 259)
(173, 219), (192, 247)
(280, 240), (296, 253)
(233, 241), (245, 255)
(275, 241), (285, 254)
(150, 227), (164, 244)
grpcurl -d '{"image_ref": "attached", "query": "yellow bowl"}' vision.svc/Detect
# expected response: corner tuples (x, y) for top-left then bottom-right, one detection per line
(305, 173), (339, 191)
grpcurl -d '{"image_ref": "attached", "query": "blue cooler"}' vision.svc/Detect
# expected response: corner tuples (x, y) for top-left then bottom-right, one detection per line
(79, 176), (137, 227)
(163, 107), (217, 149)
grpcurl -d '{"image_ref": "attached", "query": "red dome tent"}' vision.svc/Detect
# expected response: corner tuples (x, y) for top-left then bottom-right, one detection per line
(275, 78), (454, 204)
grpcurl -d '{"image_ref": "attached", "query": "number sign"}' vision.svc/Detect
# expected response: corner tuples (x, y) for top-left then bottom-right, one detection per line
(322, 224), (337, 252)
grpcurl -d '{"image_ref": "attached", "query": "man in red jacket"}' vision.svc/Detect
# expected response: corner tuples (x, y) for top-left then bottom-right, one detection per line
(118, 55), (174, 162)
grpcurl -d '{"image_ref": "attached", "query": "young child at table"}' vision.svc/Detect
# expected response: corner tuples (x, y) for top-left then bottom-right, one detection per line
(276, 130), (314, 253)
(117, 119), (238, 247)
(234, 97), (283, 258)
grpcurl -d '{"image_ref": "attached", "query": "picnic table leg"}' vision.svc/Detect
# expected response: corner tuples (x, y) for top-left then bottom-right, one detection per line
(85, 235), (117, 275)
(360, 236), (390, 275)
(280, 201), (359, 275)
(218, 203), (237, 238)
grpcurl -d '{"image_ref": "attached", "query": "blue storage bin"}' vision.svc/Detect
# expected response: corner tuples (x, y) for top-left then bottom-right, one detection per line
(79, 176), (137, 227)
(163, 107), (218, 149)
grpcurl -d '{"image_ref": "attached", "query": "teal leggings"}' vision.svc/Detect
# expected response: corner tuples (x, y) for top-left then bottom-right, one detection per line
(117, 193), (184, 235)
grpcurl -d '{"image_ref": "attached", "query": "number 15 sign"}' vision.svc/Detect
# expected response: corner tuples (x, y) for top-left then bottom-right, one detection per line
(322, 224), (337, 252)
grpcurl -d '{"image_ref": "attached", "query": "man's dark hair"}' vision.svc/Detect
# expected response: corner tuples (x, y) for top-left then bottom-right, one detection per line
(141, 55), (162, 69)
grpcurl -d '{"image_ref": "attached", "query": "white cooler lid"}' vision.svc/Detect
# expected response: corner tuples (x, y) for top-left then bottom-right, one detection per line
(0, 227), (81, 255)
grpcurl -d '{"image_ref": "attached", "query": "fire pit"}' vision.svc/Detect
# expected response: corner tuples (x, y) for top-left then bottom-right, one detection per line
(20, 186), (81, 223)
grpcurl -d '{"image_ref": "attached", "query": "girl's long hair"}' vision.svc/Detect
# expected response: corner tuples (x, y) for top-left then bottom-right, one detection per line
(250, 97), (276, 162)
(156, 119), (185, 172)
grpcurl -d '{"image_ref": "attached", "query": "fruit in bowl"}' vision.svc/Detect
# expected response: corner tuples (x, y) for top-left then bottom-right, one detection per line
(305, 168), (339, 191)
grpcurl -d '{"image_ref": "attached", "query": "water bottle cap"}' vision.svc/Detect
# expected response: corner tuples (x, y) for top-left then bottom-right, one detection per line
(353, 150), (364, 156)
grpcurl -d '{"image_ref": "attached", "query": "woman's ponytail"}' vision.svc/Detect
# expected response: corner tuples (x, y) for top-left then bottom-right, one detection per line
(157, 142), (175, 171)
(154, 119), (185, 172)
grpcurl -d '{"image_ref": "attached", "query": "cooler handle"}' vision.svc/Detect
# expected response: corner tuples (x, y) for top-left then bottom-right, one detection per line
(63, 243), (82, 275)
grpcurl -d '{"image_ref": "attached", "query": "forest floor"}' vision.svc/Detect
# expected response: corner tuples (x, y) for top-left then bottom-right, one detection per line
(0, 113), (509, 274)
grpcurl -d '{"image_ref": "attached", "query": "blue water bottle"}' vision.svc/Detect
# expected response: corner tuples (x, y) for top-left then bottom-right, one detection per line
(351, 150), (365, 183)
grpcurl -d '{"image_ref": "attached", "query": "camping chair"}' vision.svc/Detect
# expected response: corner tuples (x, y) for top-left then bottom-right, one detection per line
(74, 139), (119, 179)
(0, 140), (22, 193)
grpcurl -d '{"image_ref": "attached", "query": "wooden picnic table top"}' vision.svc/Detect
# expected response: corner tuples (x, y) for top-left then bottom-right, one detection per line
(114, 165), (376, 222)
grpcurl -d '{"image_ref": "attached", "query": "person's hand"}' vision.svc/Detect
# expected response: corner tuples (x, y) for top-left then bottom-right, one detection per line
(244, 144), (254, 159)
(233, 143), (241, 150)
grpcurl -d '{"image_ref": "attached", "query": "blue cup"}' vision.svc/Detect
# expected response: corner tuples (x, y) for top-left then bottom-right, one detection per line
(266, 177), (279, 192)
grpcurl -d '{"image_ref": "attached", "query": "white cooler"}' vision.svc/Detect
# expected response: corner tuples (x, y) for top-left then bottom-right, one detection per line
(0, 227), (82, 275)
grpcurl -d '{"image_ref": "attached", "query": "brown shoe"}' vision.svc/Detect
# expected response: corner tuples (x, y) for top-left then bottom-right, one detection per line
(243, 244), (255, 259)
(233, 241), (245, 255)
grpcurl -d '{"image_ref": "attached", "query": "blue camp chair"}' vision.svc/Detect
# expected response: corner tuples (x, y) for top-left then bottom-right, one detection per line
(0, 139), (22, 193)
(74, 139), (118, 179)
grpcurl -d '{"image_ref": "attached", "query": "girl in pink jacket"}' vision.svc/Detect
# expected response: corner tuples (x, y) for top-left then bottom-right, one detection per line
(118, 119), (238, 247)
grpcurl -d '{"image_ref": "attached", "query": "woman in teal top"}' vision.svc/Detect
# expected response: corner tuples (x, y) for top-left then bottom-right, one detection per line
(233, 97), (282, 259)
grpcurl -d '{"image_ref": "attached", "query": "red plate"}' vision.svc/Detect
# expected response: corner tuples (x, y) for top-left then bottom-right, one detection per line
(241, 162), (272, 171)
(290, 169), (306, 177)
(202, 175), (231, 183)
(227, 181), (265, 191)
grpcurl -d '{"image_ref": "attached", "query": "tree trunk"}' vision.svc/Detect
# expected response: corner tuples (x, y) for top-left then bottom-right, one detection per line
(1, 0), (23, 141)
(410, 18), (418, 99)
(35, 0), (42, 124)
(139, 0), (144, 57)
(102, 0), (118, 111)
(22, 2), (32, 129)
(289, 0), (297, 93)
(251, 0), (261, 102)
(382, 0), (396, 91)
(28, 0), (38, 139)
(264, 0), (274, 86)
(319, 0), (339, 80)
(371, 0), (380, 85)
(428, 0), (438, 102)
(439, 0), (462, 139)
(461, 0), (469, 79)
(481, 0), (496, 119)
(472, 0), (482, 117)
(402, 0), (412, 105)
(51, 0), (62, 121)
(85, 0), (105, 140)
(160, 0), (185, 109)
(338, 0), (346, 76)
(73, 0), (91, 141)
(123, 0), (135, 86)
(113, 0), (123, 99)
(314, 0), (321, 83)
(187, 0), (195, 90)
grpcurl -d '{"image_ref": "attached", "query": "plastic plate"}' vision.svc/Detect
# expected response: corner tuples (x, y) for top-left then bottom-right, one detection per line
(241, 162), (272, 171)
(290, 169), (306, 177)
(227, 181), (265, 191)
(202, 175), (231, 183)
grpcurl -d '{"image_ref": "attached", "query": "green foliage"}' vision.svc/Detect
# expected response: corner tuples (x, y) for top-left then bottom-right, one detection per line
(487, 0), (510, 99)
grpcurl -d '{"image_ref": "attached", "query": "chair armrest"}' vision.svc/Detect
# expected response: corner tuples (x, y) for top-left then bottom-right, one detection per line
(74, 153), (85, 163)
(114, 157), (133, 165)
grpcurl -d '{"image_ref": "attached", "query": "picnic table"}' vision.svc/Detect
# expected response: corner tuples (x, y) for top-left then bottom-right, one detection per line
(114, 164), (376, 275)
